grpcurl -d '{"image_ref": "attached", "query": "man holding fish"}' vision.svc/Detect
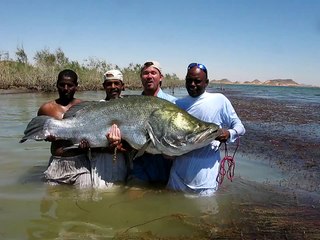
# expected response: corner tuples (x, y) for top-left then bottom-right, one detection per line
(21, 63), (245, 196)
(37, 69), (92, 188)
(166, 63), (245, 197)
(127, 61), (177, 187)
(89, 69), (129, 189)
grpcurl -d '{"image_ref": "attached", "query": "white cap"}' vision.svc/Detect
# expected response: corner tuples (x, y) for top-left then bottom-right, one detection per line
(142, 60), (162, 75)
(103, 69), (123, 82)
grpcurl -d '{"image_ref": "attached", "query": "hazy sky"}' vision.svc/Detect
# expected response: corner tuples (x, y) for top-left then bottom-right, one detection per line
(1, 0), (320, 86)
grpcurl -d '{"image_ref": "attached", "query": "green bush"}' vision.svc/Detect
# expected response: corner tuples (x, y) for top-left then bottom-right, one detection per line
(0, 47), (184, 91)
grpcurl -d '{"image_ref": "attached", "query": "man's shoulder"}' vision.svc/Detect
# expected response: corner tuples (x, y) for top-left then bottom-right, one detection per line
(40, 99), (57, 107)
(38, 98), (79, 118)
(157, 89), (177, 102)
(37, 101), (61, 118)
(203, 92), (227, 100)
(38, 100), (58, 112)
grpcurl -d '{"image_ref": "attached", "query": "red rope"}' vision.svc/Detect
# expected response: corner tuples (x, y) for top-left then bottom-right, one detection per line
(216, 136), (240, 186)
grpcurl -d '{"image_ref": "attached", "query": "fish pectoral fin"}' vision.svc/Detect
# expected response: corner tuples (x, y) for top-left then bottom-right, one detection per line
(145, 122), (158, 145)
(132, 150), (144, 160)
(161, 136), (185, 149)
(133, 139), (151, 160)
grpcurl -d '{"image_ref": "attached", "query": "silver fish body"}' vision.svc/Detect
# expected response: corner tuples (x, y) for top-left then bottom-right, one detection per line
(20, 95), (221, 156)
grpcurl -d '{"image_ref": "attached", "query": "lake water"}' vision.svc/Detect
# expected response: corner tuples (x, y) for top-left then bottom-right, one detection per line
(0, 86), (319, 239)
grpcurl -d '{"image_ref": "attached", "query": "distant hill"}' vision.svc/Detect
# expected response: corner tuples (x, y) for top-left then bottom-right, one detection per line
(211, 78), (301, 87)
(244, 79), (261, 85)
(263, 79), (299, 86)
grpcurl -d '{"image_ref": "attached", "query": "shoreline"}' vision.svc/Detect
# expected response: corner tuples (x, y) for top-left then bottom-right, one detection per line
(0, 87), (38, 94)
(1, 83), (319, 95)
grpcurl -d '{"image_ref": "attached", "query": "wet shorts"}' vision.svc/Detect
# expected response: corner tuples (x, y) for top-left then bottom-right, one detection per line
(44, 154), (92, 188)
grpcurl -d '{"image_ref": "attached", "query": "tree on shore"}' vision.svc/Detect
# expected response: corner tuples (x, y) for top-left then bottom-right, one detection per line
(16, 46), (28, 64)
(0, 47), (184, 91)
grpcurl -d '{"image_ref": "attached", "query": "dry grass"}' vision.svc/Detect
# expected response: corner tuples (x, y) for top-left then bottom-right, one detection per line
(0, 61), (184, 92)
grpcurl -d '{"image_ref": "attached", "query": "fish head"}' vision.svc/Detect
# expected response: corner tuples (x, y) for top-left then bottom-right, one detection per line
(147, 106), (221, 156)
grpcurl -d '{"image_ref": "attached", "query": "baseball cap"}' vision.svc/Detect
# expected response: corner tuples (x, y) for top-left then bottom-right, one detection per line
(103, 69), (123, 82)
(142, 60), (162, 75)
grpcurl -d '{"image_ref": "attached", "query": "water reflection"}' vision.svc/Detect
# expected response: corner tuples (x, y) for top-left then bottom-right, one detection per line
(24, 180), (320, 239)
(27, 186), (221, 239)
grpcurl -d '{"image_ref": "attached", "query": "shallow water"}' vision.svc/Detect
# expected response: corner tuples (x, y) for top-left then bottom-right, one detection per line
(0, 88), (319, 239)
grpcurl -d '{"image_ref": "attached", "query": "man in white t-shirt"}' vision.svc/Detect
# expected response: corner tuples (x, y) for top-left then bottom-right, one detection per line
(167, 63), (245, 197)
(86, 70), (129, 189)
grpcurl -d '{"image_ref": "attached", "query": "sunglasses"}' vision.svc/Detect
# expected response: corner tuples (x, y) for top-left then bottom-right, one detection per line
(187, 63), (208, 75)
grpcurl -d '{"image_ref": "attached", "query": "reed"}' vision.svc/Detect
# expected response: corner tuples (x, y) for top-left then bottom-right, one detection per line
(0, 48), (184, 91)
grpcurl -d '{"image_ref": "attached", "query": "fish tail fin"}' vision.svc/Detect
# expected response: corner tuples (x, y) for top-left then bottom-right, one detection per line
(19, 116), (52, 143)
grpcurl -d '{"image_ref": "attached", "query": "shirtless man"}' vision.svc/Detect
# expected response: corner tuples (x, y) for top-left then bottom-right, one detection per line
(38, 69), (91, 188)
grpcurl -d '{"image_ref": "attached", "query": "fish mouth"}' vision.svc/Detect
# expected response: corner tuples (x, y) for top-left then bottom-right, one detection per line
(192, 129), (219, 144)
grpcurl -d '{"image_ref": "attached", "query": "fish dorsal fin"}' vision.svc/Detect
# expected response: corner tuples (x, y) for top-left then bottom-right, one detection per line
(63, 101), (98, 119)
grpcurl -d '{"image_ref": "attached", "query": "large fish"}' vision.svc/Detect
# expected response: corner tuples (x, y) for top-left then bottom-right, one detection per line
(20, 95), (222, 156)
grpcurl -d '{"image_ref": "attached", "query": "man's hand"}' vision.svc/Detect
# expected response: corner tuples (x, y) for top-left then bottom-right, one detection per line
(45, 135), (56, 142)
(215, 128), (230, 142)
(79, 139), (90, 149)
(106, 124), (122, 148)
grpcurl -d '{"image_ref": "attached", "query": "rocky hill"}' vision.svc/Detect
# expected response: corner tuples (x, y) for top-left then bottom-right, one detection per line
(211, 78), (301, 86)
(263, 79), (299, 86)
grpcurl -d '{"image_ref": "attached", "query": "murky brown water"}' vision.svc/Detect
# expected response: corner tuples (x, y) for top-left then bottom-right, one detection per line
(0, 89), (319, 239)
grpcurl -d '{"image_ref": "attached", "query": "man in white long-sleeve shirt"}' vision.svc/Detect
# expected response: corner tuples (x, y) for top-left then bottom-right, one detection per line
(167, 63), (245, 197)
